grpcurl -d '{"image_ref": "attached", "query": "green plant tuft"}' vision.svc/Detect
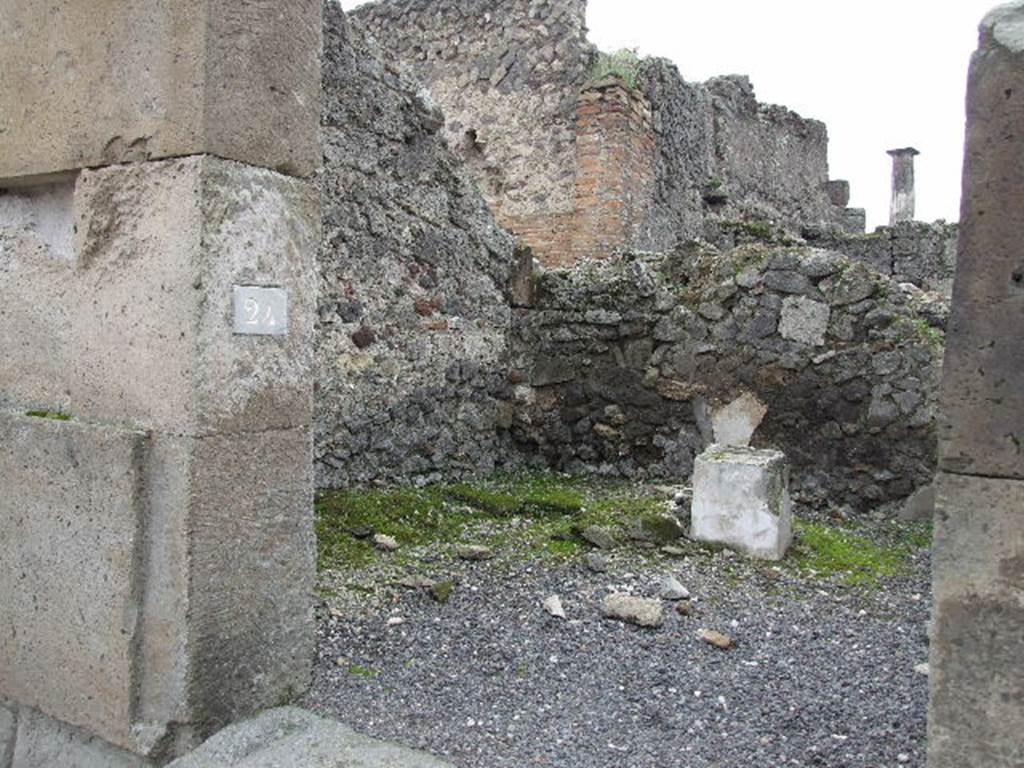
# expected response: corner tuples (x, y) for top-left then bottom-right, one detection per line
(587, 49), (642, 89)
(346, 664), (378, 678)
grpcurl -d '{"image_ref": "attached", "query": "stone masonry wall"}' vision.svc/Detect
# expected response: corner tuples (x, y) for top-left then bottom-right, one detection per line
(814, 220), (959, 294)
(705, 75), (849, 233)
(351, 0), (594, 235)
(511, 246), (947, 510)
(351, 0), (859, 266)
(315, 4), (518, 488)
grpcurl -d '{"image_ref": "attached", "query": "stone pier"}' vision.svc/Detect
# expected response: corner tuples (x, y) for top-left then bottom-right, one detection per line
(0, 2), (321, 766)
(929, 3), (1024, 766)
(887, 147), (920, 224)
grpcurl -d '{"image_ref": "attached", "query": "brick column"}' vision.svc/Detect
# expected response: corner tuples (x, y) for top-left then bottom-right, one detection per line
(0, 2), (321, 765)
(929, 4), (1024, 766)
(569, 77), (656, 265)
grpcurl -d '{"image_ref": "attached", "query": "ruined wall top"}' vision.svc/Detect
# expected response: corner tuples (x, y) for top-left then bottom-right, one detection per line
(353, 0), (594, 223)
(352, 0), (858, 263)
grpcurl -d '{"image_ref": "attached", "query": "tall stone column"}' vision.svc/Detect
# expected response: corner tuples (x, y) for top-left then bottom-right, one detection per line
(0, 2), (321, 766)
(929, 3), (1024, 766)
(887, 147), (920, 224)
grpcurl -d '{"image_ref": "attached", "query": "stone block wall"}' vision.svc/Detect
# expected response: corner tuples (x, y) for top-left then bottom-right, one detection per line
(511, 246), (946, 509)
(0, 2), (322, 763)
(315, 5), (519, 489)
(928, 5), (1024, 764)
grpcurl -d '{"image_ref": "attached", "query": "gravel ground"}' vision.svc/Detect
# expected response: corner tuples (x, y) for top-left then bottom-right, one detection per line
(304, 532), (931, 768)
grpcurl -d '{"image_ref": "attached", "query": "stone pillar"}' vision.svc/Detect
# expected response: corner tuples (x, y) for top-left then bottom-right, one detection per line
(929, 4), (1024, 767)
(0, 2), (321, 766)
(887, 147), (920, 224)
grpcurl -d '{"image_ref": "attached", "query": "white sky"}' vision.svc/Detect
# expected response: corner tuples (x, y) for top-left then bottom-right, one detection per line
(343, 0), (996, 230)
(586, 1), (993, 229)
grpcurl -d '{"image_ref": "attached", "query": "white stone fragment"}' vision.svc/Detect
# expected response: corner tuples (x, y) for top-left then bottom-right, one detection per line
(659, 576), (690, 601)
(778, 295), (830, 346)
(542, 595), (566, 619)
(711, 392), (767, 447)
(691, 445), (793, 561)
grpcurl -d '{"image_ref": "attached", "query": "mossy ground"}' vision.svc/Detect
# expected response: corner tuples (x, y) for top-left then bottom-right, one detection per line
(788, 518), (932, 587)
(315, 470), (670, 571)
(316, 471), (931, 593)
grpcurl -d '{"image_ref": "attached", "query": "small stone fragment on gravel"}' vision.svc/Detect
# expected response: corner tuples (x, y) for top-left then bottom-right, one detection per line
(542, 595), (566, 619)
(386, 617), (405, 627)
(585, 552), (609, 572)
(626, 514), (685, 544)
(601, 593), (664, 628)
(915, 662), (930, 676)
(698, 628), (734, 649)
(659, 576), (690, 601)
(676, 600), (695, 617)
(431, 581), (454, 603)
(661, 545), (687, 556)
(347, 524), (375, 539)
(373, 534), (398, 552)
(581, 525), (617, 550)
(456, 544), (494, 561)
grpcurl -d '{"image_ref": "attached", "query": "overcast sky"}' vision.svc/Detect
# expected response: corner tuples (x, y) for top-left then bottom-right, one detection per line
(343, 1), (996, 230)
(586, 0), (995, 229)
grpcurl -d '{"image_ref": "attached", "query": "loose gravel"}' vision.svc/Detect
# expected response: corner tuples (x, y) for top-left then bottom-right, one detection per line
(304, 539), (931, 768)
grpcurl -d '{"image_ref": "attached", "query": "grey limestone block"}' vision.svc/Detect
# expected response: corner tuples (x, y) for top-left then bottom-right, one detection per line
(928, 472), (1024, 768)
(0, 156), (319, 438)
(1, 701), (16, 768)
(166, 707), (453, 768)
(0, 413), (148, 752)
(11, 706), (152, 768)
(0, 0), (321, 180)
(938, 0), (1024, 480)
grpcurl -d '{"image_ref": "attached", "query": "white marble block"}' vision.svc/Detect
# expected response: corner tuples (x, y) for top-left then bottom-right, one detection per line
(691, 445), (793, 560)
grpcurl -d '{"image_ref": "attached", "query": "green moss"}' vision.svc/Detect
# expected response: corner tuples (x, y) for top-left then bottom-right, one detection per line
(790, 519), (929, 587)
(346, 664), (377, 678)
(25, 410), (70, 421)
(431, 580), (454, 604)
(315, 471), (674, 572)
(587, 48), (642, 89)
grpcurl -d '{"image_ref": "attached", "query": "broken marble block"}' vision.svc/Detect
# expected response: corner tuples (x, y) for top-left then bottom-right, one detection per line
(691, 445), (793, 560)
(711, 392), (767, 447)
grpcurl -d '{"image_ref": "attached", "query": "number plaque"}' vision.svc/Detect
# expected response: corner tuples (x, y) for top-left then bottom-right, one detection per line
(232, 285), (288, 336)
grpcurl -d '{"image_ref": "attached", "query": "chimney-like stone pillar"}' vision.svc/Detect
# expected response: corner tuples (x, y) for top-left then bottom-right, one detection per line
(928, 4), (1024, 767)
(887, 147), (920, 224)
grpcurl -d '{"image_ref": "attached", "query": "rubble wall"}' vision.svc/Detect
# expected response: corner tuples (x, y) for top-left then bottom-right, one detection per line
(351, 0), (594, 237)
(511, 247), (947, 510)
(705, 75), (846, 233)
(814, 220), (959, 294)
(351, 0), (856, 265)
(315, 5), (519, 488)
